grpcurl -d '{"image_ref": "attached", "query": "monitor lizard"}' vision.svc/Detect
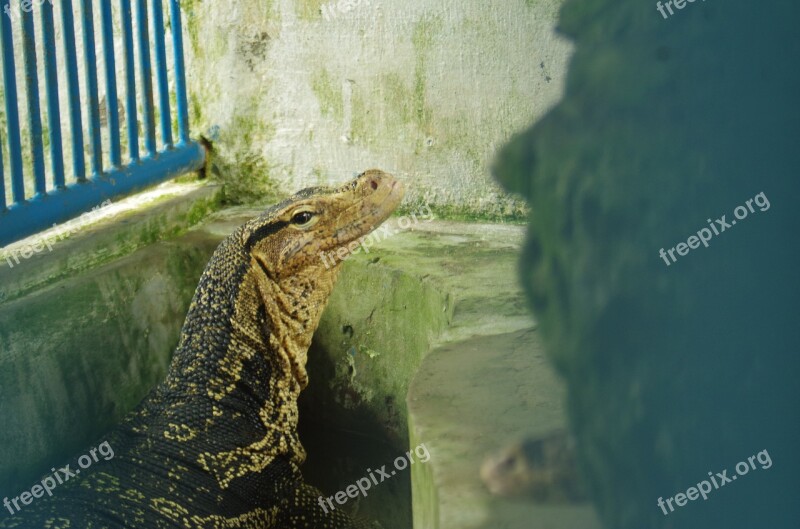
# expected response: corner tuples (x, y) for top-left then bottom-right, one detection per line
(0, 169), (403, 529)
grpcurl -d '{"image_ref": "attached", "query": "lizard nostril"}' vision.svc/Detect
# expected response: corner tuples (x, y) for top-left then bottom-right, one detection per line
(370, 179), (378, 191)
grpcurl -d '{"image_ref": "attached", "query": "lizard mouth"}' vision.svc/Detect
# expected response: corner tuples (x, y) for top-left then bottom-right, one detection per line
(330, 170), (405, 249)
(249, 170), (406, 272)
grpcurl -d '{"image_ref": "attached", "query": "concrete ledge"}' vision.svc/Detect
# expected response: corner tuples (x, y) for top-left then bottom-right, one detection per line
(392, 221), (601, 529)
(0, 181), (222, 304)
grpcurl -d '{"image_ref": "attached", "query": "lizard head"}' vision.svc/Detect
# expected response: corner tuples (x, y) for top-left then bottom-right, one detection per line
(242, 168), (404, 282)
(229, 169), (404, 390)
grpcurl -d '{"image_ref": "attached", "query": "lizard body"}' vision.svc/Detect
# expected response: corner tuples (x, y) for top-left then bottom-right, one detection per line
(0, 170), (403, 529)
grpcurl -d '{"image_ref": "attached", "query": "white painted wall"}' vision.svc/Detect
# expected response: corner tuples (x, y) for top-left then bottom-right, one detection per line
(184, 0), (572, 216)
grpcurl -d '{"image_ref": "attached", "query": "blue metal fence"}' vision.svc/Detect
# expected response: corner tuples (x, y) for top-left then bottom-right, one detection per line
(0, 0), (204, 247)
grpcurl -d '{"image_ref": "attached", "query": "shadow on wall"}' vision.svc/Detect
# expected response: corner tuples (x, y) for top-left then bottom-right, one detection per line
(493, 1), (800, 528)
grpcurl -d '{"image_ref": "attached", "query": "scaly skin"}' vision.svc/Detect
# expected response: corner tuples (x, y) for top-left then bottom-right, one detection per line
(0, 170), (403, 529)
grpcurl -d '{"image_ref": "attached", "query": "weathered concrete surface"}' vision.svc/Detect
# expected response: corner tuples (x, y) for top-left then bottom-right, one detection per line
(494, 1), (800, 528)
(403, 223), (601, 529)
(0, 181), (223, 492)
(410, 331), (601, 529)
(0, 181), (221, 303)
(182, 0), (571, 217)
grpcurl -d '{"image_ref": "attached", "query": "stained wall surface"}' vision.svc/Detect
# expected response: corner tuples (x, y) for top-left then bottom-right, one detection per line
(182, 0), (571, 215)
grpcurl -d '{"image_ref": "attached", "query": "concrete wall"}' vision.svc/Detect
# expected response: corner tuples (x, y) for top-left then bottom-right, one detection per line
(0, 182), (221, 491)
(183, 0), (571, 216)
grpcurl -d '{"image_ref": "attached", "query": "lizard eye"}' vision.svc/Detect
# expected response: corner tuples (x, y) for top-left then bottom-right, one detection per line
(291, 211), (314, 225)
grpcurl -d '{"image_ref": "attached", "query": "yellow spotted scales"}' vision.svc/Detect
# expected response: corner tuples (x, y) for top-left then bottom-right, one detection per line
(1, 171), (403, 529)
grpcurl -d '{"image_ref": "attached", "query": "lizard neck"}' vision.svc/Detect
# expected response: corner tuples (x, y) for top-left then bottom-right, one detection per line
(156, 235), (338, 489)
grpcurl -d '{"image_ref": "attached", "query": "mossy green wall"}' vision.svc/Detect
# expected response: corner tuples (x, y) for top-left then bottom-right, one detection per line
(0, 241), (216, 491)
(182, 0), (570, 216)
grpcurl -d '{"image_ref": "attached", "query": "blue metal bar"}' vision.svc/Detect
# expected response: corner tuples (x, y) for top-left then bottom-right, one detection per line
(80, 0), (103, 178)
(169, 0), (190, 144)
(136, 0), (156, 157)
(99, 0), (121, 168)
(151, 0), (172, 148)
(60, 0), (86, 182)
(41, 0), (66, 189)
(0, 0), (206, 248)
(0, 0), (24, 203)
(0, 141), (205, 246)
(120, 0), (139, 162)
(0, 130), (5, 210)
(21, 6), (46, 197)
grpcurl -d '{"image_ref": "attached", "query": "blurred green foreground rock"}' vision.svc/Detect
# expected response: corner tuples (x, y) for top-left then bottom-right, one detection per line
(494, 1), (800, 528)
